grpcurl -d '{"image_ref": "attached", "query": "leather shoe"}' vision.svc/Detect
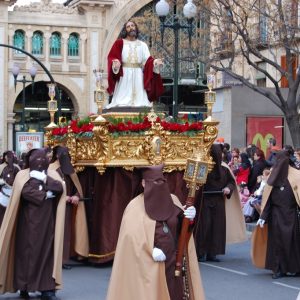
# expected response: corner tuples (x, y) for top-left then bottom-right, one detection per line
(41, 291), (60, 300)
(198, 254), (207, 262)
(272, 272), (284, 279)
(62, 264), (72, 270)
(19, 291), (29, 299)
(207, 255), (220, 262)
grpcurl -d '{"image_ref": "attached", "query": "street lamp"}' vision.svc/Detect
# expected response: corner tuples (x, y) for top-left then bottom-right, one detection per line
(156, 0), (197, 118)
(12, 65), (37, 131)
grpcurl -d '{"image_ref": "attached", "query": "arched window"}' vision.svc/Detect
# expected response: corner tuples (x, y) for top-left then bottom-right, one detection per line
(13, 30), (25, 54)
(50, 32), (61, 56)
(68, 33), (79, 57)
(32, 31), (43, 55)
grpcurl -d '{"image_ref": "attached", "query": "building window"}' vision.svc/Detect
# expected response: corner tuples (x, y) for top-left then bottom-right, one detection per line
(50, 32), (61, 56)
(32, 31), (43, 55)
(68, 33), (79, 57)
(259, 0), (268, 44)
(256, 62), (266, 87)
(259, 16), (268, 44)
(13, 30), (25, 54)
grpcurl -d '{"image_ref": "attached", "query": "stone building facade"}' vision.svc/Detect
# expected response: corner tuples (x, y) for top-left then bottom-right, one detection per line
(0, 0), (153, 153)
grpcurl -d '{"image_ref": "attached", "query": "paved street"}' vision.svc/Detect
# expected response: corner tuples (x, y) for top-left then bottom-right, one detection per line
(0, 235), (299, 300)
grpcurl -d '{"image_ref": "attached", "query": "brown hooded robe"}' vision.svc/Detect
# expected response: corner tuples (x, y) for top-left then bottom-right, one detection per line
(0, 168), (66, 293)
(48, 160), (89, 258)
(0, 162), (20, 227)
(251, 166), (300, 271)
(106, 193), (205, 300)
(195, 144), (246, 257)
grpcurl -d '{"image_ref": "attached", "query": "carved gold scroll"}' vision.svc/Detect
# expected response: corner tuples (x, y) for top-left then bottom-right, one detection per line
(45, 112), (219, 174)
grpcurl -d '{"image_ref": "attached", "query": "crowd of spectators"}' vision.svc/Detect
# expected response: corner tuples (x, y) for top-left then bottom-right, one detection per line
(218, 137), (300, 223)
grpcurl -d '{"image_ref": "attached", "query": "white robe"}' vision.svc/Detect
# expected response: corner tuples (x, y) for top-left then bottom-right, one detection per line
(106, 39), (152, 108)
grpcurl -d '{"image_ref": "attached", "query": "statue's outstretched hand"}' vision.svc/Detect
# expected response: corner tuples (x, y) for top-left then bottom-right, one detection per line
(112, 59), (121, 74)
(153, 59), (163, 74)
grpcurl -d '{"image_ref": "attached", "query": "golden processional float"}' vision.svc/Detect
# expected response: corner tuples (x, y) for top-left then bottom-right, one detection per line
(44, 72), (219, 263)
(45, 73), (218, 175)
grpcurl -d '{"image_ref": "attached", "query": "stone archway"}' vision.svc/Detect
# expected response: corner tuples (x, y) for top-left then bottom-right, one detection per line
(8, 74), (84, 152)
(8, 74), (83, 116)
(101, 0), (152, 65)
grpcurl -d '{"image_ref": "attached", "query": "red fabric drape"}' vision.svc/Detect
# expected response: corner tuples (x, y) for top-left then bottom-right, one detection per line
(144, 57), (164, 102)
(107, 39), (124, 95)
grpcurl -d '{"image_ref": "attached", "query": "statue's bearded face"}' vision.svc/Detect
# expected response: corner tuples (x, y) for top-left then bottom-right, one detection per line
(125, 21), (137, 38)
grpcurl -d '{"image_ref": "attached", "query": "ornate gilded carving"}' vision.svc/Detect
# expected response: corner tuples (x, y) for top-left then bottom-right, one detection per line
(44, 128), (55, 148)
(65, 131), (77, 165)
(110, 139), (147, 160)
(46, 113), (219, 174)
(203, 120), (219, 152)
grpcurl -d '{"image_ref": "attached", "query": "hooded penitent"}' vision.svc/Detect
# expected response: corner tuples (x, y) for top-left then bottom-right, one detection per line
(267, 150), (289, 187)
(51, 146), (75, 175)
(0, 149), (66, 294)
(1, 151), (15, 165)
(0, 152), (20, 212)
(208, 143), (223, 180)
(1, 151), (19, 187)
(28, 148), (49, 172)
(133, 165), (176, 221)
(107, 165), (205, 300)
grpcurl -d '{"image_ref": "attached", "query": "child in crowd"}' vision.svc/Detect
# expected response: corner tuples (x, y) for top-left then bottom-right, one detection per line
(228, 148), (240, 171)
(229, 155), (239, 172)
(239, 182), (250, 207)
(243, 168), (270, 223)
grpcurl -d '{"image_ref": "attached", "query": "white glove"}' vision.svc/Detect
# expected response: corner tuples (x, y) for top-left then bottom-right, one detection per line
(184, 206), (196, 220)
(30, 170), (47, 183)
(152, 247), (166, 262)
(256, 218), (265, 228)
(46, 191), (55, 199)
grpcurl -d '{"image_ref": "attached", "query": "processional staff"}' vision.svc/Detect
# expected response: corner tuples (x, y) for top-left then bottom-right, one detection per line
(175, 149), (213, 276)
(175, 72), (217, 277)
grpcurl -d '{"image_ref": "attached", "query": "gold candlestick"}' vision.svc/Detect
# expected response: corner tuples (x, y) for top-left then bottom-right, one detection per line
(204, 73), (217, 122)
(93, 69), (107, 122)
(45, 83), (58, 128)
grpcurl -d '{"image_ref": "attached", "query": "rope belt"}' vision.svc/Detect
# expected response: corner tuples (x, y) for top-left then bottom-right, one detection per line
(122, 63), (142, 68)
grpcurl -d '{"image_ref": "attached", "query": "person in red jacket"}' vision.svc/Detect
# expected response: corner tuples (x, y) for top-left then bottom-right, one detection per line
(106, 20), (164, 108)
(234, 152), (251, 186)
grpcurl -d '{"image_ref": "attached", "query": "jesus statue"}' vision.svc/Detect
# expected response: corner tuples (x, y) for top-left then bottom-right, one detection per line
(106, 20), (164, 109)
